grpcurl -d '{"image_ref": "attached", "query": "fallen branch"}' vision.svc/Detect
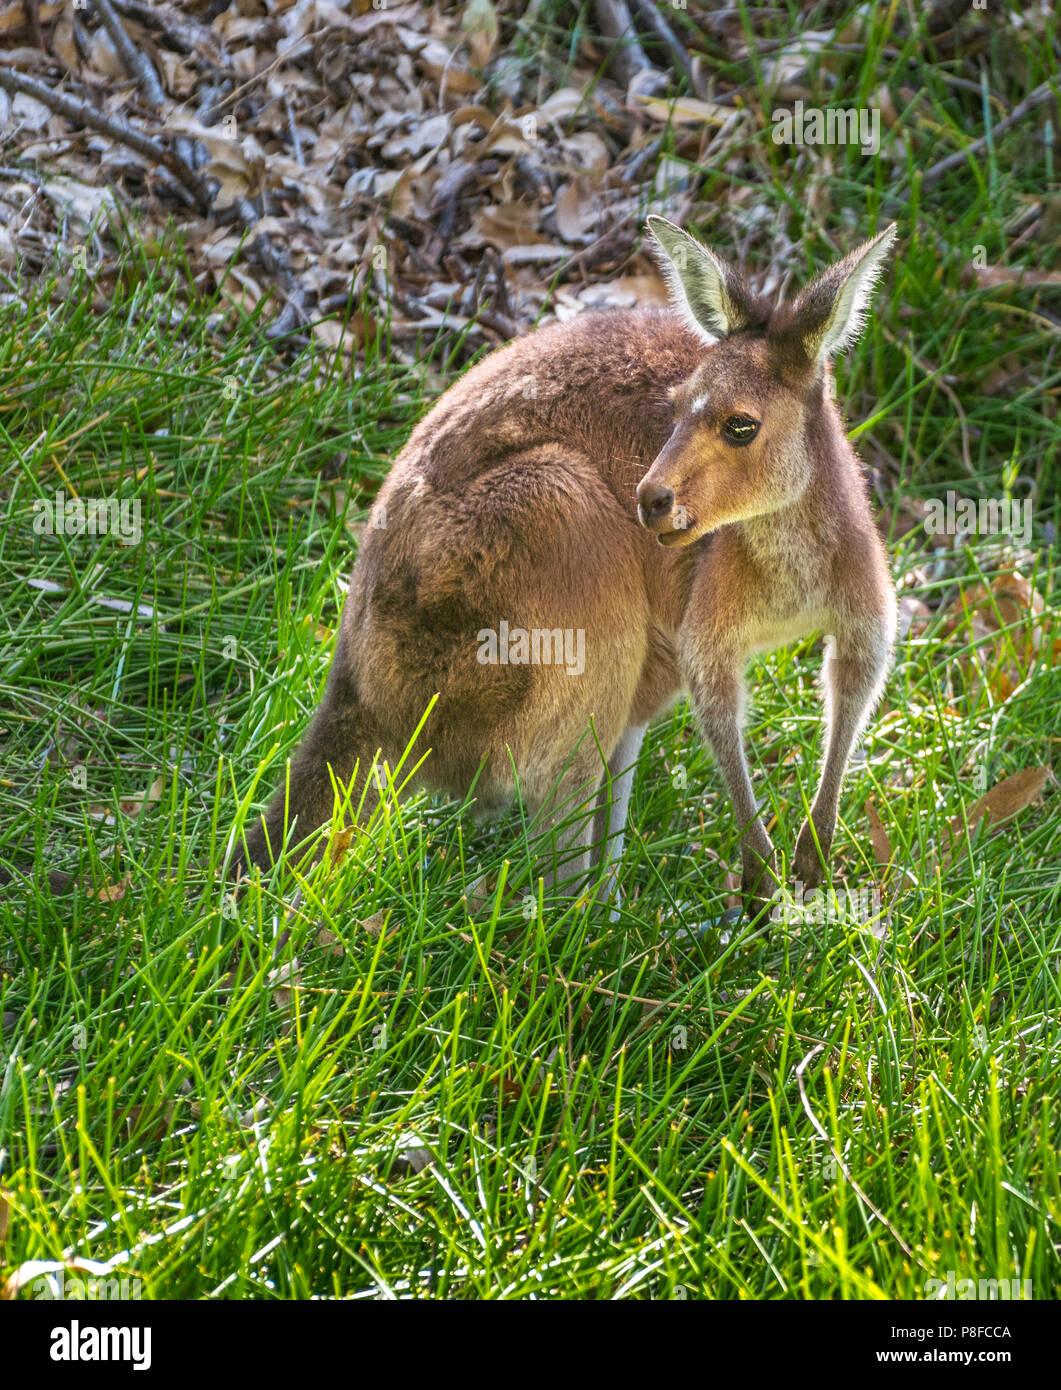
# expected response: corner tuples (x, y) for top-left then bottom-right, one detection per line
(91, 0), (165, 108)
(91, 0), (201, 191)
(925, 0), (976, 35)
(0, 39), (307, 340)
(593, 0), (667, 97)
(921, 79), (1058, 189)
(629, 0), (693, 82)
(0, 65), (204, 200)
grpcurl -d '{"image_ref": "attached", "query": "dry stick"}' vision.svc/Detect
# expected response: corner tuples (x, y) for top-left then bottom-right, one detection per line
(91, 0), (199, 180)
(25, 0), (45, 52)
(593, 0), (666, 95)
(925, 0), (975, 35)
(284, 93), (305, 167)
(0, 65), (203, 196)
(91, 1), (307, 341)
(629, 0), (693, 81)
(920, 79), (1059, 189)
(618, 133), (663, 183)
(91, 0), (164, 106)
(0, 66), (305, 340)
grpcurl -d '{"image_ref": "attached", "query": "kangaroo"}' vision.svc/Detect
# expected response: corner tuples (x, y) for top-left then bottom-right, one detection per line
(233, 217), (898, 917)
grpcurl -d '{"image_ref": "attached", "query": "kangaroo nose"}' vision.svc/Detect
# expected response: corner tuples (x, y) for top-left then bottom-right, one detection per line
(638, 483), (674, 525)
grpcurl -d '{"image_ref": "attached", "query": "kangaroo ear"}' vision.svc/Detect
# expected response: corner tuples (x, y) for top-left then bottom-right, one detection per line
(787, 223), (897, 364)
(646, 215), (753, 341)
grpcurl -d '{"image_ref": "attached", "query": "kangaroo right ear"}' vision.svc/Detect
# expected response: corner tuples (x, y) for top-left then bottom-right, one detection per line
(786, 223), (898, 365)
(646, 215), (752, 341)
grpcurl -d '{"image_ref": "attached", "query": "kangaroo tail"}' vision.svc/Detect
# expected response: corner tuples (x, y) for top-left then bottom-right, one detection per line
(231, 685), (384, 878)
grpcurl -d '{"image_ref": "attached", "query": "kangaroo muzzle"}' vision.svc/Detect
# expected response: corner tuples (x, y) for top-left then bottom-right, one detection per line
(636, 480), (675, 530)
(636, 464), (689, 546)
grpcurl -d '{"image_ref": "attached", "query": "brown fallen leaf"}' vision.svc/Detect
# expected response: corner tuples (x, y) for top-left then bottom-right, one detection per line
(943, 766), (1054, 866)
(866, 796), (893, 872)
(954, 573), (1046, 650)
(461, 0), (499, 68)
(391, 1147), (434, 1177)
(576, 274), (670, 311)
(898, 595), (932, 640)
(554, 180), (599, 243)
(89, 775), (164, 824)
(723, 867), (743, 913)
(93, 872), (131, 903)
(118, 775), (164, 817)
(232, 1098), (270, 1130)
(469, 1061), (537, 1099)
(267, 959), (303, 1009)
(360, 909), (398, 941)
(348, 2), (424, 36)
(51, 12), (79, 73)
(86, 28), (125, 81)
(327, 827), (352, 868)
(121, 1098), (175, 1143)
(633, 94), (734, 126)
(317, 926), (345, 958)
(944, 571), (1048, 704)
(464, 201), (542, 252)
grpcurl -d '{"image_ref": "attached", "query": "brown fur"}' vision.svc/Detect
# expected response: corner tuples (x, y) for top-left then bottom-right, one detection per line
(233, 221), (898, 917)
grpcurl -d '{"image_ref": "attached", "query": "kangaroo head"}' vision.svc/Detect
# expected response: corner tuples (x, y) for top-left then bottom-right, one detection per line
(636, 216), (897, 546)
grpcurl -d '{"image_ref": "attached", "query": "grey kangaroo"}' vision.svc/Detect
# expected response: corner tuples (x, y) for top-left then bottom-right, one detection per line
(233, 217), (899, 916)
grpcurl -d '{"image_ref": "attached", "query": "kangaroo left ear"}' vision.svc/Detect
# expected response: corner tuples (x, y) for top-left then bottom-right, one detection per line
(646, 215), (756, 341)
(787, 223), (898, 365)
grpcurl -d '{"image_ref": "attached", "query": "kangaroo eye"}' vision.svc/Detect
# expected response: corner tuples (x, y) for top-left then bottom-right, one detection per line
(722, 415), (760, 445)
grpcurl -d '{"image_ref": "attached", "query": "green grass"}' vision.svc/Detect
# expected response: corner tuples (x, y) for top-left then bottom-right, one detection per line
(1, 0), (1060, 1300)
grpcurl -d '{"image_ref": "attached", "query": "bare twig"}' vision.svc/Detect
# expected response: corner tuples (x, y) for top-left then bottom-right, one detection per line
(91, 0), (165, 107)
(629, 0), (693, 81)
(0, 165), (47, 188)
(925, 0), (975, 35)
(593, 0), (667, 96)
(284, 93), (305, 167)
(616, 134), (663, 183)
(25, 0), (45, 53)
(90, 0), (200, 180)
(0, 65), (205, 201)
(921, 79), (1059, 189)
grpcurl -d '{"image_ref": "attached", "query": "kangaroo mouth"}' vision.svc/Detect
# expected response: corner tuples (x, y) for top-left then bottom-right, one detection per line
(656, 519), (699, 547)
